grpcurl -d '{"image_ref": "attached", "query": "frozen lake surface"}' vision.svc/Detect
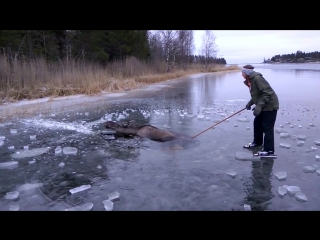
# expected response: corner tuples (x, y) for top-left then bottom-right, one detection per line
(0, 63), (320, 211)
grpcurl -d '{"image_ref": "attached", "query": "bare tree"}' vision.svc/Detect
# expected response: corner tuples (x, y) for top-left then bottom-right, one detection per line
(200, 30), (217, 69)
(159, 30), (178, 72)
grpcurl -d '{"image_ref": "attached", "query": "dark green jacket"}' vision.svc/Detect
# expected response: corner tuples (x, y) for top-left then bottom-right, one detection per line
(246, 71), (279, 111)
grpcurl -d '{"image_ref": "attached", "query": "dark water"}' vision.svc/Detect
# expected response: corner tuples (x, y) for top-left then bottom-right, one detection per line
(0, 63), (320, 211)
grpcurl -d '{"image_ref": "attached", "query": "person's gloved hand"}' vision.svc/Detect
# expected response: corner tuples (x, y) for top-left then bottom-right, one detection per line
(253, 105), (262, 116)
(245, 103), (251, 110)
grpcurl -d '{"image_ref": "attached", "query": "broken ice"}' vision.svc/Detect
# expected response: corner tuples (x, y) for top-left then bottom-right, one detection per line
(58, 162), (65, 167)
(108, 191), (120, 201)
(11, 147), (50, 159)
(316, 155), (320, 161)
(314, 140), (320, 146)
(226, 170), (237, 178)
(317, 169), (320, 175)
(0, 140), (3, 147)
(69, 185), (91, 194)
(63, 147), (78, 155)
(297, 135), (307, 141)
(295, 192), (308, 202)
(278, 186), (287, 197)
(9, 204), (19, 211)
(243, 204), (251, 211)
(4, 191), (19, 200)
(10, 129), (17, 134)
(234, 124), (238, 127)
(8, 146), (14, 150)
(103, 199), (114, 211)
(0, 161), (18, 170)
(303, 166), (316, 173)
(279, 143), (291, 149)
(55, 146), (62, 154)
(65, 203), (93, 211)
(280, 133), (291, 138)
(310, 147), (317, 152)
(286, 186), (301, 195)
(296, 141), (305, 147)
(274, 171), (287, 180)
(30, 135), (36, 140)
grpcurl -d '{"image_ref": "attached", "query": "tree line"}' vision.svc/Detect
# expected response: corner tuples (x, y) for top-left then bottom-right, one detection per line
(0, 30), (226, 72)
(264, 50), (320, 63)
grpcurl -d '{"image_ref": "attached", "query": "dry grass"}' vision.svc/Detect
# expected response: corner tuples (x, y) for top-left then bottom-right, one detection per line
(0, 55), (240, 104)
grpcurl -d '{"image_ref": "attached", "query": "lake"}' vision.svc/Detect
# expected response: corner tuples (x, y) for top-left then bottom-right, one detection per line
(0, 63), (319, 211)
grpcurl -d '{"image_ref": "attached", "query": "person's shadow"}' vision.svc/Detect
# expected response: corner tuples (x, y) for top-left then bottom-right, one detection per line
(242, 158), (275, 211)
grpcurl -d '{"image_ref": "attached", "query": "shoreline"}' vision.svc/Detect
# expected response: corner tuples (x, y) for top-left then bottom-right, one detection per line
(0, 69), (240, 123)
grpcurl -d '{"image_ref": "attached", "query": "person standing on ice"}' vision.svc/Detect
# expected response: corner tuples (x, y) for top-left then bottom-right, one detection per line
(242, 64), (279, 158)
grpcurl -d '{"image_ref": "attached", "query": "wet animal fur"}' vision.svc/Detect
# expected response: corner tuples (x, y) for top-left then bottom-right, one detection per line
(105, 121), (177, 142)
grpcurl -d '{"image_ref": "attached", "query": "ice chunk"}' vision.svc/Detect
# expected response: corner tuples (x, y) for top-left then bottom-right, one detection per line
(0, 161), (18, 169)
(299, 125), (302, 128)
(10, 129), (17, 134)
(237, 118), (250, 122)
(23, 145), (29, 150)
(55, 146), (62, 154)
(0, 140), (4, 147)
(303, 166), (316, 173)
(65, 203), (93, 211)
(234, 124), (238, 127)
(63, 147), (78, 155)
(103, 199), (114, 211)
(316, 155), (320, 161)
(309, 123), (315, 127)
(8, 146), (15, 150)
(246, 127), (250, 130)
(11, 147), (50, 159)
(274, 171), (287, 180)
(17, 183), (43, 192)
(312, 164), (318, 169)
(69, 185), (91, 194)
(97, 165), (102, 169)
(108, 191), (120, 201)
(296, 141), (305, 146)
(295, 192), (308, 202)
(297, 135), (307, 141)
(197, 114), (205, 119)
(314, 140), (320, 146)
(278, 186), (287, 197)
(0, 136), (5, 140)
(58, 162), (65, 167)
(279, 143), (291, 149)
(275, 128), (282, 133)
(280, 133), (291, 138)
(286, 186), (301, 195)
(226, 170), (237, 178)
(243, 204), (251, 211)
(317, 169), (320, 175)
(9, 204), (19, 211)
(306, 149), (310, 153)
(310, 147), (317, 152)
(30, 135), (36, 140)
(28, 160), (36, 164)
(4, 191), (19, 200)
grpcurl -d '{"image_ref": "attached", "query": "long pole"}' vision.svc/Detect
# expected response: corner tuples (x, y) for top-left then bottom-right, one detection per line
(191, 108), (246, 139)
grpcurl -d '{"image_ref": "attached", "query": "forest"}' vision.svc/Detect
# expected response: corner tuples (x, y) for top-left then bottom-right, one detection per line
(0, 30), (235, 104)
(264, 50), (320, 63)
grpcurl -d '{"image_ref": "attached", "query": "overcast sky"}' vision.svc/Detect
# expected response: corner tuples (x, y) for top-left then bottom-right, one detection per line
(193, 30), (320, 64)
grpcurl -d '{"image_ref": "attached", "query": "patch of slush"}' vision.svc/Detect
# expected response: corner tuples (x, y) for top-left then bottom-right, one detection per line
(21, 119), (97, 135)
(11, 147), (50, 159)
